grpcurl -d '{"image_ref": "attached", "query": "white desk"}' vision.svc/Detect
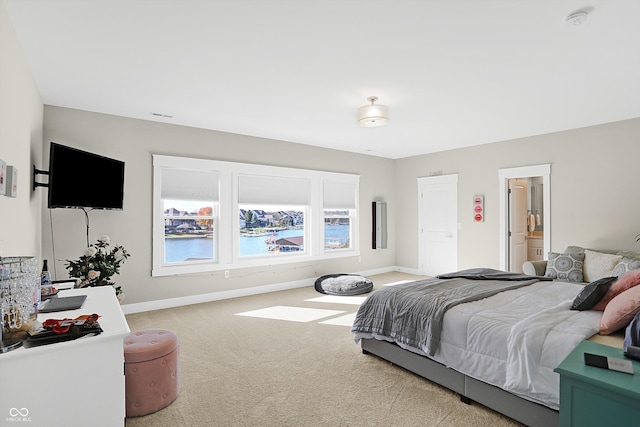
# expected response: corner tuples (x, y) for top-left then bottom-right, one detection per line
(0, 287), (130, 426)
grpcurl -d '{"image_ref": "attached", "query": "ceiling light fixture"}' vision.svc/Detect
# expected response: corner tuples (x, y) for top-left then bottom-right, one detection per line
(358, 96), (389, 127)
(564, 11), (588, 26)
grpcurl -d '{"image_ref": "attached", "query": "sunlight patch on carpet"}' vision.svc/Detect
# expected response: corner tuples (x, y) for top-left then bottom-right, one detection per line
(305, 295), (367, 305)
(319, 313), (356, 326)
(235, 306), (345, 322)
(384, 280), (413, 286)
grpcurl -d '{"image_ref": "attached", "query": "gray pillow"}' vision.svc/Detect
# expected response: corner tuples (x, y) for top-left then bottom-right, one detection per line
(612, 257), (640, 277)
(571, 276), (617, 311)
(545, 252), (585, 282)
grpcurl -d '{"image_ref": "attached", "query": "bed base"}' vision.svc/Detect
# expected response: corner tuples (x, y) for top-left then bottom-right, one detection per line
(361, 338), (559, 427)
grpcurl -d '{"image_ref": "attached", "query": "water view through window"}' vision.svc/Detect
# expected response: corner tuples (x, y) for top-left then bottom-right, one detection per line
(324, 210), (351, 250)
(163, 204), (352, 263)
(165, 237), (214, 263)
(163, 200), (215, 263)
(239, 207), (305, 256)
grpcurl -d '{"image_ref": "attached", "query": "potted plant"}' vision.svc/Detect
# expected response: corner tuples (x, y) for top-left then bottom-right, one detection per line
(65, 235), (130, 302)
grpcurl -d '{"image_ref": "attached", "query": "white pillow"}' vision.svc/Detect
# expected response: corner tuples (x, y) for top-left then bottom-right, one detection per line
(583, 249), (623, 282)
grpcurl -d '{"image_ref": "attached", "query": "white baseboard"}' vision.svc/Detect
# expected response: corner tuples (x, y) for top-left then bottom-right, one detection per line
(121, 278), (310, 314)
(121, 265), (412, 314)
(393, 266), (422, 276)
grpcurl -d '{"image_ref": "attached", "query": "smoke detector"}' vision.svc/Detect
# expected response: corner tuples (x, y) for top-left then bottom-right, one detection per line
(564, 11), (588, 26)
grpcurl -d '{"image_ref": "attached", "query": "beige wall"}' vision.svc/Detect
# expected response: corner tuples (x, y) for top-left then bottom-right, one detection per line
(42, 106), (396, 305)
(0, 0), (43, 259)
(395, 118), (640, 271)
(44, 107), (640, 307)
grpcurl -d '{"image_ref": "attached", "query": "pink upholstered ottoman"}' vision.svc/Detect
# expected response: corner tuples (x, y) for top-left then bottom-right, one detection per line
(124, 329), (180, 417)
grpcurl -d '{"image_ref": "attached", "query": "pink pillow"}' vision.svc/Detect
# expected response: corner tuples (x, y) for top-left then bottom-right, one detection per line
(599, 285), (640, 334)
(593, 269), (640, 311)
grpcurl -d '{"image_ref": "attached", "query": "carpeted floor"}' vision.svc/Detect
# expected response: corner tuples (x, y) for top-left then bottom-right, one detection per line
(124, 271), (524, 426)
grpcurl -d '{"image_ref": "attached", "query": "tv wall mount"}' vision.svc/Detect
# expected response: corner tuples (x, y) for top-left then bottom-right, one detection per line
(32, 165), (49, 191)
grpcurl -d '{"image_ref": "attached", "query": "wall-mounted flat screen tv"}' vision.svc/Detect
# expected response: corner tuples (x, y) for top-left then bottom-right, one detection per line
(48, 142), (125, 210)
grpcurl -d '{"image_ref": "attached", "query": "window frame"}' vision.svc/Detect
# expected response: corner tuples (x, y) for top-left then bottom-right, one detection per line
(152, 155), (359, 277)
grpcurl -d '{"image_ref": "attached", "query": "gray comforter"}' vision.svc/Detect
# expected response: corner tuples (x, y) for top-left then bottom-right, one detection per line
(352, 268), (543, 356)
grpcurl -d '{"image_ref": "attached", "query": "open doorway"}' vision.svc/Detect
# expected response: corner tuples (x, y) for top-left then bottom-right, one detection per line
(498, 165), (551, 272)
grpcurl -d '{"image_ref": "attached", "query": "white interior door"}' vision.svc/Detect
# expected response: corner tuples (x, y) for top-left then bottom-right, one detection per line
(508, 179), (528, 273)
(418, 175), (458, 277)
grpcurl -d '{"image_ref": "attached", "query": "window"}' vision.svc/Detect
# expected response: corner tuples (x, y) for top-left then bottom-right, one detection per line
(238, 174), (310, 258)
(239, 205), (305, 256)
(152, 155), (359, 277)
(163, 199), (216, 263)
(161, 167), (218, 265)
(153, 158), (221, 276)
(323, 180), (357, 251)
(323, 210), (351, 250)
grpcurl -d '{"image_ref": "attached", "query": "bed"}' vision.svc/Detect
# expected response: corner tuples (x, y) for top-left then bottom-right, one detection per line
(351, 268), (616, 427)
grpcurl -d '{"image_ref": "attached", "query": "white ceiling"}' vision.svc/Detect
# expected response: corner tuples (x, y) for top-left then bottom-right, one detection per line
(5, 0), (640, 159)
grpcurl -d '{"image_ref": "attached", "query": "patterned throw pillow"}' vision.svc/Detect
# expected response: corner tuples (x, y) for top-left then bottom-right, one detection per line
(545, 252), (585, 282)
(612, 257), (640, 277)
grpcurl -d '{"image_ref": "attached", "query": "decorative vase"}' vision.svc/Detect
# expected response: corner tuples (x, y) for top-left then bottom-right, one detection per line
(117, 292), (125, 304)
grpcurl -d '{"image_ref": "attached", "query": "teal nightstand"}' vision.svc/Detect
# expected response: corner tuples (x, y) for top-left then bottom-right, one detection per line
(554, 340), (640, 427)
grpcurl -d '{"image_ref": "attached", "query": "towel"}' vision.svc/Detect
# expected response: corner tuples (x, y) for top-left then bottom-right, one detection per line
(528, 213), (536, 231)
(536, 213), (541, 226)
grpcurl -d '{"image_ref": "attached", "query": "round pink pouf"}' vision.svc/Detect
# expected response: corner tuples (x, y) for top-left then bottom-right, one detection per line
(123, 329), (180, 417)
